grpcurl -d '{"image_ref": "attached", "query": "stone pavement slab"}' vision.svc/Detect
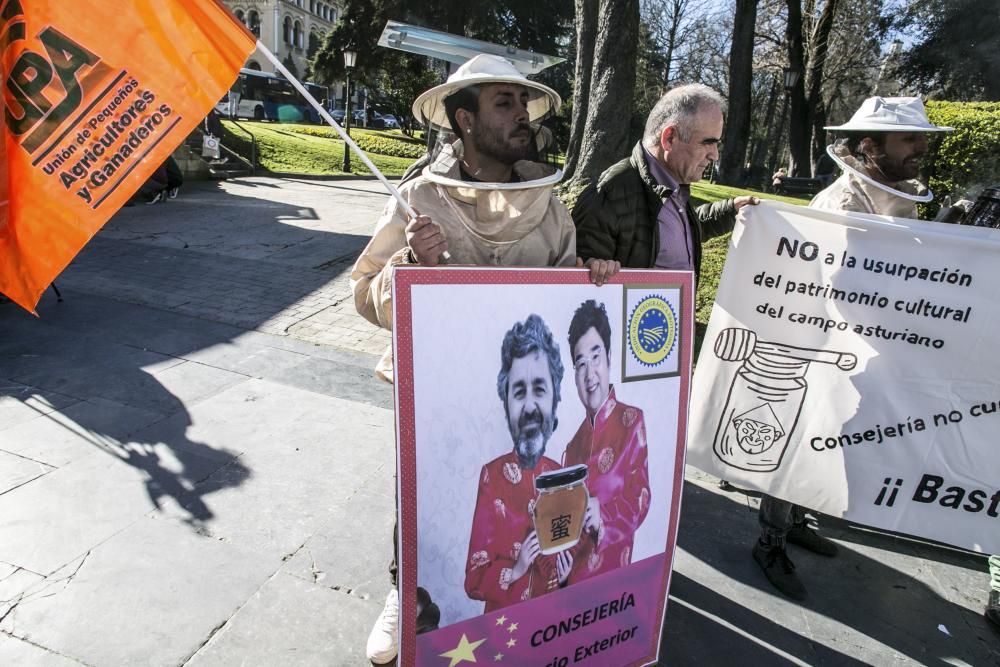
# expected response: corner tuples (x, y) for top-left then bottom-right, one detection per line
(0, 385), (78, 433)
(58, 178), (392, 357)
(1, 517), (279, 667)
(0, 396), (172, 469)
(0, 451), (51, 496)
(151, 378), (394, 557)
(0, 635), (84, 666)
(282, 486), (396, 601)
(0, 447), (228, 576)
(186, 572), (380, 667)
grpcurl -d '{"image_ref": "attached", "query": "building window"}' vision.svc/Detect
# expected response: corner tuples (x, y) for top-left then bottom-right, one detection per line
(309, 0), (315, 12)
(247, 60), (262, 71)
(283, 16), (292, 44)
(294, 20), (303, 48)
(247, 10), (261, 36)
(234, 8), (245, 23)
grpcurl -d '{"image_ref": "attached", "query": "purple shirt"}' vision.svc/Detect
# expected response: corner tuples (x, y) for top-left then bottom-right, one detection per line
(643, 148), (694, 271)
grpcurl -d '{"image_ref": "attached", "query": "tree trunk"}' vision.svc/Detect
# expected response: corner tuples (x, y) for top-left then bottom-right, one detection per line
(785, 0), (810, 177)
(719, 0), (758, 185)
(563, 0), (598, 181)
(807, 0), (839, 173)
(749, 75), (780, 188)
(572, 0), (640, 187)
(767, 92), (790, 177)
(662, 0), (686, 84)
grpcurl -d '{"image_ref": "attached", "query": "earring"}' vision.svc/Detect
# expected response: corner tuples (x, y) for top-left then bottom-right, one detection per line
(466, 127), (471, 133)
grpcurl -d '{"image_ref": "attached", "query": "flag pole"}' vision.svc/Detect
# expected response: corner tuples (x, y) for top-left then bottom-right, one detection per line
(255, 41), (417, 219)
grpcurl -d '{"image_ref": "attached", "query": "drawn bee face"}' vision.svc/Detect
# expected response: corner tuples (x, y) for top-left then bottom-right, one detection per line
(733, 418), (782, 455)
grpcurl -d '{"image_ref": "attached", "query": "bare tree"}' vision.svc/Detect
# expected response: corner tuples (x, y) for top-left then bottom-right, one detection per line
(805, 0), (839, 171)
(784, 0), (810, 176)
(641, 0), (703, 85)
(719, 0), (759, 184)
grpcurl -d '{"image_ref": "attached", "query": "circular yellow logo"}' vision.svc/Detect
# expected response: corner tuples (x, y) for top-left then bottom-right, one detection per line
(628, 296), (677, 367)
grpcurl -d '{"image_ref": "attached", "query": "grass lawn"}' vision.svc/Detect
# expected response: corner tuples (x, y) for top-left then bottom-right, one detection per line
(221, 121), (420, 176)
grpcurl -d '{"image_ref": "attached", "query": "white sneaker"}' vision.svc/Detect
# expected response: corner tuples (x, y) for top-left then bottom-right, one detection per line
(366, 589), (399, 664)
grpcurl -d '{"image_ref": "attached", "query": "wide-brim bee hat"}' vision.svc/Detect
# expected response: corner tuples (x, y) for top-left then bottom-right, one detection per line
(825, 96), (953, 133)
(412, 54), (562, 131)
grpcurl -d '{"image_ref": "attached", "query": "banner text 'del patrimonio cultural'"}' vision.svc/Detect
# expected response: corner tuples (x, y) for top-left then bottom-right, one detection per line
(689, 202), (1000, 554)
(1, 0), (254, 311)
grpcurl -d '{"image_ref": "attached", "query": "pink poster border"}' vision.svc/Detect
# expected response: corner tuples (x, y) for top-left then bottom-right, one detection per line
(392, 267), (694, 666)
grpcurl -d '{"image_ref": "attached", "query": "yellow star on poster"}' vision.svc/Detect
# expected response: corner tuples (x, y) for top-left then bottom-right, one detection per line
(506, 638), (517, 648)
(507, 622), (518, 633)
(495, 615), (508, 626)
(439, 634), (486, 667)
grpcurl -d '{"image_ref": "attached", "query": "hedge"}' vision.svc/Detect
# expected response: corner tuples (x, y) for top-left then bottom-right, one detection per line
(924, 101), (1000, 218)
(283, 126), (427, 159)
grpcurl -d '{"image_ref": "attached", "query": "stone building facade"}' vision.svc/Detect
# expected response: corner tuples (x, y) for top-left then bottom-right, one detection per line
(221, 0), (339, 78)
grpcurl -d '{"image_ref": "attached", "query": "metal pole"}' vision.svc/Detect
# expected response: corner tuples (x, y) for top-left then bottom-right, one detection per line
(342, 70), (352, 173)
(254, 40), (416, 218)
(255, 41), (451, 261)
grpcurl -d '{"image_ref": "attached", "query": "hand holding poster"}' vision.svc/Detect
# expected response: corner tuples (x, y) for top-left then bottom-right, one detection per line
(1, 0), (254, 312)
(392, 268), (692, 666)
(689, 202), (1000, 554)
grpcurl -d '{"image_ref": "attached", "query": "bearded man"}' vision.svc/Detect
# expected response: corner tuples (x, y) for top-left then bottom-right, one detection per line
(464, 314), (574, 612)
(352, 55), (577, 384)
(358, 55), (582, 665)
(754, 96), (957, 602)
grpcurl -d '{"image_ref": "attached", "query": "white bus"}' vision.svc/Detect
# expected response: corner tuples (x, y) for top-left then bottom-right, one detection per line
(217, 69), (329, 123)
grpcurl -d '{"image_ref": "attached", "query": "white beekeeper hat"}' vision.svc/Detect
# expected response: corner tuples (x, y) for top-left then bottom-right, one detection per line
(412, 54), (562, 130)
(825, 96), (953, 133)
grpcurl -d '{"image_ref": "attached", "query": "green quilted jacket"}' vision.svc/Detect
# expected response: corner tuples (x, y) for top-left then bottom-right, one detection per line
(572, 142), (739, 275)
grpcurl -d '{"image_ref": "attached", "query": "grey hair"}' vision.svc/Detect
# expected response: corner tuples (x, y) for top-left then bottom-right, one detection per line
(643, 84), (726, 149)
(496, 314), (563, 413)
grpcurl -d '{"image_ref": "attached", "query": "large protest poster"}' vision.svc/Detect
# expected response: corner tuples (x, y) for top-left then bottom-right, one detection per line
(392, 268), (693, 667)
(1, 0), (254, 312)
(689, 201), (1000, 554)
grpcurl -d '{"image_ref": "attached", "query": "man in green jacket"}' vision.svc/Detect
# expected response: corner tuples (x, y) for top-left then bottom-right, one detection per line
(572, 84), (757, 283)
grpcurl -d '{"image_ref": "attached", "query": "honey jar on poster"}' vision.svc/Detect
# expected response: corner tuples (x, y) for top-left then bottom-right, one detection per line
(533, 464), (589, 555)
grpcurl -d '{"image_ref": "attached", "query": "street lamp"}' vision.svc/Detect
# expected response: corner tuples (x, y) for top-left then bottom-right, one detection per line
(783, 66), (800, 92)
(768, 66), (801, 180)
(342, 49), (357, 173)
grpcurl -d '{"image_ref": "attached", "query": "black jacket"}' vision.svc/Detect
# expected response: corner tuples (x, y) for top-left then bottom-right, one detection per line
(572, 141), (739, 275)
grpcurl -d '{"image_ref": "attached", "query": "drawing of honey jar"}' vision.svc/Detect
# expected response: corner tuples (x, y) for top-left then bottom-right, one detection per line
(712, 328), (857, 473)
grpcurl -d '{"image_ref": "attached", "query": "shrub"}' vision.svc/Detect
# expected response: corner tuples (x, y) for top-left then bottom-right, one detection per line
(281, 126), (426, 159)
(924, 101), (1000, 218)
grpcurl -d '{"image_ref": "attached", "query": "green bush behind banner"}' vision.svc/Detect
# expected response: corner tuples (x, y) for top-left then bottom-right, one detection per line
(924, 101), (1000, 219)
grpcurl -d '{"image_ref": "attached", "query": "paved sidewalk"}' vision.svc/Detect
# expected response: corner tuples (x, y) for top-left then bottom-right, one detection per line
(62, 178), (392, 356)
(1, 178), (997, 666)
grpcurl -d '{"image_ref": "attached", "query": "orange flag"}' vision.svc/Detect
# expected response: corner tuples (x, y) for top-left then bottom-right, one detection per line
(1, 0), (255, 312)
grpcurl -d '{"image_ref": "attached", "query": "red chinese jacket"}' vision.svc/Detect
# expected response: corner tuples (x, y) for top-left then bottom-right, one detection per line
(563, 387), (651, 579)
(464, 451), (563, 612)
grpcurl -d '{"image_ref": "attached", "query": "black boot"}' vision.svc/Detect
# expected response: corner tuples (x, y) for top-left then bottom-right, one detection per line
(753, 541), (807, 601)
(787, 522), (839, 557)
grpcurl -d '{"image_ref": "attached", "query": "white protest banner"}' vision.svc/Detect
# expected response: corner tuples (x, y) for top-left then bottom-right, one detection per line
(689, 202), (1000, 554)
(392, 268), (693, 667)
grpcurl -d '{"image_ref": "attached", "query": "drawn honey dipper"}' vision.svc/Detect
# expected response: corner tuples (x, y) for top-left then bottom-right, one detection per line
(711, 328), (857, 473)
